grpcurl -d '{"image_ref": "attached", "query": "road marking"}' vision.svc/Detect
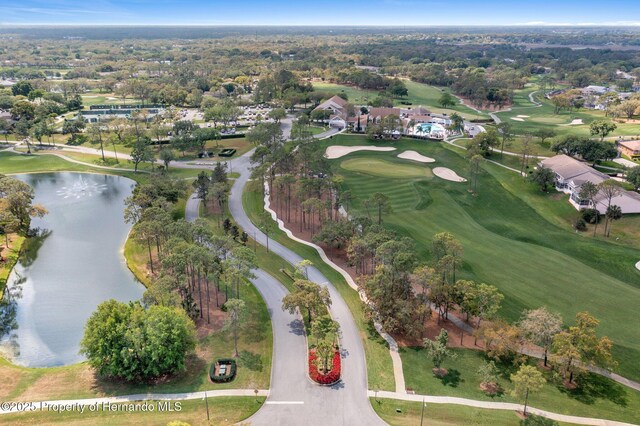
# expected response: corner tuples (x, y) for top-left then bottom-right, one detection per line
(265, 401), (305, 405)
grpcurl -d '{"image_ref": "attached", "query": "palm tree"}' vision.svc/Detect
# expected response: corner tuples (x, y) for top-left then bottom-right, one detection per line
(605, 205), (622, 237)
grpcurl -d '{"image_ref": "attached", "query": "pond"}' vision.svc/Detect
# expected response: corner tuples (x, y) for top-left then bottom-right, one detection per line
(1, 172), (145, 367)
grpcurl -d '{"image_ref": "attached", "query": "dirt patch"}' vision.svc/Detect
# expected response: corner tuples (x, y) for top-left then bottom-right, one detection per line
(0, 365), (26, 399)
(15, 365), (97, 402)
(480, 382), (501, 396)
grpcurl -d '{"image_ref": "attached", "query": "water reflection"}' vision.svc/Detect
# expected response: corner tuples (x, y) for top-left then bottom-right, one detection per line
(19, 228), (51, 268)
(0, 274), (24, 358)
(0, 173), (145, 367)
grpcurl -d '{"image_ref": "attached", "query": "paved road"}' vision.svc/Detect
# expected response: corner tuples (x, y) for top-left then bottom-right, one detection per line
(227, 150), (383, 425)
(187, 126), (383, 425)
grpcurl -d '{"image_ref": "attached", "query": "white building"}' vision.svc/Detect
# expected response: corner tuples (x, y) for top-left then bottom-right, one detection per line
(540, 154), (640, 214)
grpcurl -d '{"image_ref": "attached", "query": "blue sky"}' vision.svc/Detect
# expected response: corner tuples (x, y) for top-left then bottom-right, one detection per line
(2, 0), (640, 26)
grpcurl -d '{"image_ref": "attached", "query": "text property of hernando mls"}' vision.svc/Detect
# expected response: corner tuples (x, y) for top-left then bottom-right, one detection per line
(1, 401), (182, 414)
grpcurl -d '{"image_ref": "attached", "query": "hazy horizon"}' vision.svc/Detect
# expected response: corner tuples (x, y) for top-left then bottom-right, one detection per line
(2, 0), (640, 27)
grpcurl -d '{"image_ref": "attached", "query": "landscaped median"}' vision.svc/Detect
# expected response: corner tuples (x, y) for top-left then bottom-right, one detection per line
(309, 347), (341, 385)
(243, 180), (396, 392)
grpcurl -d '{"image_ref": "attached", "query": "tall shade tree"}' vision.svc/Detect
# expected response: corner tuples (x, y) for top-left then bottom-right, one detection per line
(282, 279), (331, 324)
(551, 311), (616, 384)
(529, 166), (555, 192)
(510, 365), (546, 417)
(519, 307), (563, 367)
(223, 298), (247, 357)
(80, 301), (196, 381)
(367, 192), (392, 225)
(589, 120), (617, 141)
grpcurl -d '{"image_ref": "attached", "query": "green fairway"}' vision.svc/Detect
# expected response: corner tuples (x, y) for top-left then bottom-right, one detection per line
(340, 157), (433, 178)
(494, 83), (640, 138)
(312, 81), (488, 120)
(322, 135), (640, 381)
(401, 347), (640, 424)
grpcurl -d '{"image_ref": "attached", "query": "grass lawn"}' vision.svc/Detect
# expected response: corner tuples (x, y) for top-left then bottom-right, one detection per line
(320, 134), (640, 381)
(401, 80), (488, 120)
(242, 180), (396, 392)
(0, 396), (264, 425)
(401, 347), (640, 424)
(371, 398), (571, 426)
(80, 94), (143, 107)
(309, 125), (329, 136)
(1, 151), (209, 182)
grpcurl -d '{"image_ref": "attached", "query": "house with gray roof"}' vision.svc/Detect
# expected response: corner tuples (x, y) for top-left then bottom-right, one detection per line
(540, 154), (640, 214)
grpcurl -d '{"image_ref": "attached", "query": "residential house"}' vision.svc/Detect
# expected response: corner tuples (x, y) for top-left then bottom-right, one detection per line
(618, 140), (640, 159)
(540, 154), (640, 214)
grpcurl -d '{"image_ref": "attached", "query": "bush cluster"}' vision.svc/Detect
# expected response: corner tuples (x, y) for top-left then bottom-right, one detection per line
(308, 349), (341, 385)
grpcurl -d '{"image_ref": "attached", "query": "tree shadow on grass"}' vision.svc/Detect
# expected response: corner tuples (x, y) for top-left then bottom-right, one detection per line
(558, 373), (628, 407)
(238, 350), (263, 372)
(435, 369), (462, 388)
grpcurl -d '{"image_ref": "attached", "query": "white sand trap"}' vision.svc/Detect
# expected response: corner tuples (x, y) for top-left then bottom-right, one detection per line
(636, 261), (640, 272)
(510, 117), (525, 122)
(433, 167), (467, 182)
(324, 145), (396, 159)
(517, 115), (530, 118)
(568, 119), (583, 125)
(397, 150), (435, 163)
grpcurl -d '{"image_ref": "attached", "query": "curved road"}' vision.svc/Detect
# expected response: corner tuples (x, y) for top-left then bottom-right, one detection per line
(187, 128), (384, 425)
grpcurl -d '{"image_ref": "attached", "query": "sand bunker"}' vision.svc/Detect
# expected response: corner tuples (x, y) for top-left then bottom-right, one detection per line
(636, 261), (640, 272)
(510, 117), (525, 122)
(568, 119), (583, 125)
(324, 145), (396, 159)
(433, 167), (467, 182)
(397, 150), (435, 163)
(516, 115), (530, 118)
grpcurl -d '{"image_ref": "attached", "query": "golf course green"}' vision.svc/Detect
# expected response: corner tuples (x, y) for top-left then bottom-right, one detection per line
(324, 135), (640, 382)
(340, 157), (433, 178)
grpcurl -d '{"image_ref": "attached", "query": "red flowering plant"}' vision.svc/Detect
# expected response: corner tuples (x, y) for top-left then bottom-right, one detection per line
(309, 346), (341, 385)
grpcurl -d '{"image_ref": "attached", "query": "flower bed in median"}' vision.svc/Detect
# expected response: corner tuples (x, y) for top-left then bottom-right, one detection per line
(309, 348), (341, 385)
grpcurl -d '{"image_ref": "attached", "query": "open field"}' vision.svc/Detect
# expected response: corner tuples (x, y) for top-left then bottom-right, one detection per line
(80, 94), (143, 107)
(312, 81), (488, 120)
(401, 347), (640, 424)
(321, 134), (640, 381)
(0, 396), (264, 425)
(242, 180), (396, 392)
